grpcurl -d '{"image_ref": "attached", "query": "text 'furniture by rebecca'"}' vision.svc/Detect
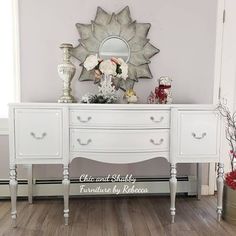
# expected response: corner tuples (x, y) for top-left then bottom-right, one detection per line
(8, 103), (223, 227)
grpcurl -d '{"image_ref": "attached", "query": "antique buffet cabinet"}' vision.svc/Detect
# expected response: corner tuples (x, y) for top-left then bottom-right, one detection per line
(8, 103), (223, 226)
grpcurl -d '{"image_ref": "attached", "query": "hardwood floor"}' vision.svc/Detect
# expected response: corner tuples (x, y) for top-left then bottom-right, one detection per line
(0, 196), (236, 236)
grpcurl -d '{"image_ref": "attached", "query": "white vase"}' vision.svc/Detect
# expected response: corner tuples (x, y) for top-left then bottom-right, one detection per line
(58, 43), (76, 103)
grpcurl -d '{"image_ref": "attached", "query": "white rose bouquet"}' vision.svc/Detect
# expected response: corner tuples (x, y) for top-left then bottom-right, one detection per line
(83, 54), (99, 71)
(82, 55), (130, 104)
(83, 54), (128, 81)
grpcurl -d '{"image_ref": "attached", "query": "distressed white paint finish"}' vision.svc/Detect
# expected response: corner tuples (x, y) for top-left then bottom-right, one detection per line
(9, 103), (223, 226)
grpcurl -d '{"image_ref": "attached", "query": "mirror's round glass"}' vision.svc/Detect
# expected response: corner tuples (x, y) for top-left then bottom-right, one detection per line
(99, 36), (130, 62)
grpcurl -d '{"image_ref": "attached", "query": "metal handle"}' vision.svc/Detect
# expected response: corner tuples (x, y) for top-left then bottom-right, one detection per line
(77, 116), (92, 123)
(150, 116), (164, 123)
(192, 132), (207, 140)
(150, 138), (164, 145)
(30, 132), (47, 140)
(77, 138), (92, 146)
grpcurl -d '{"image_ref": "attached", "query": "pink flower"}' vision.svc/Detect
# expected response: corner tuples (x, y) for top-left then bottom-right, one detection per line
(99, 59), (116, 76)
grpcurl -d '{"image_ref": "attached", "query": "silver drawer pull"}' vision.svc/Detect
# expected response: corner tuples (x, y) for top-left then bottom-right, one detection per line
(30, 132), (47, 140)
(77, 116), (92, 123)
(150, 116), (164, 123)
(77, 138), (92, 146)
(150, 138), (164, 145)
(192, 132), (207, 140)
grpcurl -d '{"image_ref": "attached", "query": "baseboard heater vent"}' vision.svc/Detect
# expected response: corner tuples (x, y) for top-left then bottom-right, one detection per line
(35, 176), (189, 184)
(0, 176), (197, 198)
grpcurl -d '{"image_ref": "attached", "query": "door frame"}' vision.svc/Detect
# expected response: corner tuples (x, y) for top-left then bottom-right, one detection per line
(208, 0), (225, 195)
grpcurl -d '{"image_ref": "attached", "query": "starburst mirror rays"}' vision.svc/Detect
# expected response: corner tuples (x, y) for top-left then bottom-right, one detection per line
(71, 6), (160, 90)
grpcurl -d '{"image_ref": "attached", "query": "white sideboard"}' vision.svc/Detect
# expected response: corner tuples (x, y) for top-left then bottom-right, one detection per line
(8, 103), (224, 227)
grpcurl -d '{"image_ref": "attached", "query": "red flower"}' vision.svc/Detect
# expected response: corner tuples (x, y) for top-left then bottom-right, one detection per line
(225, 170), (236, 190)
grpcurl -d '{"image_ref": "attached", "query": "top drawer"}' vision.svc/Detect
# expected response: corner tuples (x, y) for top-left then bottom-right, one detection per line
(70, 109), (170, 128)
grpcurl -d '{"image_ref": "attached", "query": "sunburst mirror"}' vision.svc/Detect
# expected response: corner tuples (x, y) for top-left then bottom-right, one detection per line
(71, 6), (160, 90)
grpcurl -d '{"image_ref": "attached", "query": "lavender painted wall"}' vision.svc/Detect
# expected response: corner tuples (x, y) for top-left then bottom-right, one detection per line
(0, 0), (217, 183)
(19, 0), (217, 104)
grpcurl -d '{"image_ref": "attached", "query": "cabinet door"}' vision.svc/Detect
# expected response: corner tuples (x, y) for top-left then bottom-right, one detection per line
(15, 109), (63, 159)
(171, 109), (221, 163)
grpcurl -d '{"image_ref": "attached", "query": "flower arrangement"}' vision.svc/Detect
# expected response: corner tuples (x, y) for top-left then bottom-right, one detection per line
(83, 54), (128, 81)
(81, 54), (129, 104)
(217, 102), (236, 190)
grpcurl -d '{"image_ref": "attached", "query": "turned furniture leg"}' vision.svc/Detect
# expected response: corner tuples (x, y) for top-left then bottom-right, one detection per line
(217, 163), (224, 221)
(169, 163), (177, 223)
(9, 164), (18, 228)
(197, 163), (202, 200)
(27, 164), (33, 204)
(63, 165), (70, 225)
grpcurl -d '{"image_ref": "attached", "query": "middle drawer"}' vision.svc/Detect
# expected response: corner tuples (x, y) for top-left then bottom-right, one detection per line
(70, 110), (170, 128)
(70, 129), (170, 153)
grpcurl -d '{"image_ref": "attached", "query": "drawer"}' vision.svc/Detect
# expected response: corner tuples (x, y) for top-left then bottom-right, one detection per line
(70, 110), (170, 128)
(70, 129), (169, 153)
(14, 109), (63, 159)
(176, 111), (220, 159)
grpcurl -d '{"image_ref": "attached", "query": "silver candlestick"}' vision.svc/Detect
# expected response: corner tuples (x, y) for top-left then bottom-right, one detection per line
(58, 43), (76, 103)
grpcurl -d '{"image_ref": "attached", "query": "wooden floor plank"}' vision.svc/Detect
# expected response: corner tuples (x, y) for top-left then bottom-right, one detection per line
(128, 197), (151, 236)
(70, 199), (89, 236)
(0, 196), (236, 236)
(86, 199), (103, 236)
(102, 198), (123, 236)
(138, 197), (166, 236)
(40, 199), (63, 236)
(114, 198), (135, 236)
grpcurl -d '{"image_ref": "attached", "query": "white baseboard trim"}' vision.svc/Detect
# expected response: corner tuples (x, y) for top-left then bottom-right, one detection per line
(0, 176), (197, 198)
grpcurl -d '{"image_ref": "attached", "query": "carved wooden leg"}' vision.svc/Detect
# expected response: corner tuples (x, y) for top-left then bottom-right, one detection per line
(27, 164), (33, 204)
(63, 165), (70, 225)
(9, 165), (18, 228)
(217, 163), (224, 221)
(169, 163), (177, 223)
